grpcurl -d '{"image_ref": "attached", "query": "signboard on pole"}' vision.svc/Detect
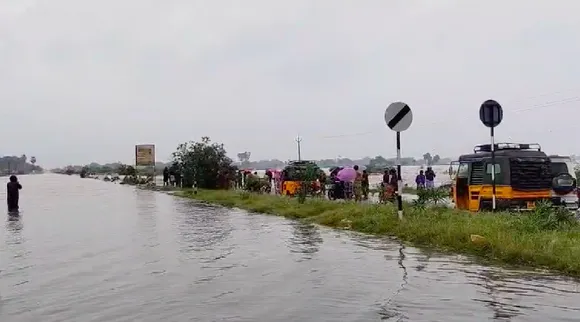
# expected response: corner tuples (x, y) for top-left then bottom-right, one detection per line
(479, 99), (503, 211)
(479, 99), (503, 128)
(385, 102), (413, 220)
(384, 102), (413, 132)
(135, 144), (155, 167)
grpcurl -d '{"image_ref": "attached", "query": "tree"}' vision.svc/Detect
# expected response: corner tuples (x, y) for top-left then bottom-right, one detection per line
(423, 153), (432, 165)
(237, 151), (251, 165)
(172, 136), (237, 189)
(0, 154), (42, 174)
(117, 164), (136, 176)
(365, 155), (396, 172)
(432, 154), (441, 164)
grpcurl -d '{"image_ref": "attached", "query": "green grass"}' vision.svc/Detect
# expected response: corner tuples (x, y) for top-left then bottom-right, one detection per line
(175, 189), (580, 276)
(369, 186), (420, 194)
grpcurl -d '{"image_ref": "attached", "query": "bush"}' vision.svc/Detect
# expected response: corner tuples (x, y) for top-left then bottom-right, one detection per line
(244, 175), (270, 193)
(411, 187), (450, 210)
(171, 137), (237, 189)
(522, 200), (578, 232)
(296, 164), (322, 204)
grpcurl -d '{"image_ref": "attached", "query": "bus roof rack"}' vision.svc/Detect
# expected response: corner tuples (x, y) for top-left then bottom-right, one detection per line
(473, 143), (541, 153)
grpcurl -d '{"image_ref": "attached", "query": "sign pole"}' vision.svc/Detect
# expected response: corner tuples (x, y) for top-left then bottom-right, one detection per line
(490, 126), (496, 211)
(384, 102), (413, 220)
(479, 99), (503, 212)
(396, 131), (403, 220)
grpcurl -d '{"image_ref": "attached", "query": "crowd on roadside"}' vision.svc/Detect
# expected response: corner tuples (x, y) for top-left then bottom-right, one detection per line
(161, 162), (438, 202)
(231, 165), (438, 202)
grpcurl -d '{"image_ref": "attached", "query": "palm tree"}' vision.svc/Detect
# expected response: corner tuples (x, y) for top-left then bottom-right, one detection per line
(423, 153), (432, 165)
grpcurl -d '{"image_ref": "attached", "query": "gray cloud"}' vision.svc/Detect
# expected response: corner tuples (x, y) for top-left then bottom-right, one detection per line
(1, 0), (579, 167)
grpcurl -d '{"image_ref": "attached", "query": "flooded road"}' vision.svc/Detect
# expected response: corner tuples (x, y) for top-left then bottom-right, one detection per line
(2, 175), (580, 321)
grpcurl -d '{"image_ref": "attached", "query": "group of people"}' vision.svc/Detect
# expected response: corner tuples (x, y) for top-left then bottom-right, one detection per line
(329, 165), (370, 201)
(379, 168), (400, 201)
(162, 165), (182, 187)
(414, 166), (437, 189)
(231, 166), (437, 201)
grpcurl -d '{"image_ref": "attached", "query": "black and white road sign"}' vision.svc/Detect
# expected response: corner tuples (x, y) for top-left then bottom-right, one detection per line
(479, 99), (503, 128)
(384, 101), (413, 220)
(384, 102), (413, 132)
(479, 99), (503, 211)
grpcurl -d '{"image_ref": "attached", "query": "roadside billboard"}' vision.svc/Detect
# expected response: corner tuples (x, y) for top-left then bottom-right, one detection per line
(135, 144), (155, 167)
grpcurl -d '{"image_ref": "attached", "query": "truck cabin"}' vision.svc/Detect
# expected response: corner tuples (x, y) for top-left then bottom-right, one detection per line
(454, 143), (553, 211)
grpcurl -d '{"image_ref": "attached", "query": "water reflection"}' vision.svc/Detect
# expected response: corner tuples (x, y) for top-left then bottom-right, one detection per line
(414, 249), (434, 272)
(377, 243), (409, 321)
(173, 200), (233, 258)
(474, 270), (528, 321)
(134, 189), (160, 243)
(287, 222), (323, 261)
(6, 216), (23, 233)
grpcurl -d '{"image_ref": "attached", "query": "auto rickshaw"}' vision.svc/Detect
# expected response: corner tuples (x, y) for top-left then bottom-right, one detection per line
(450, 143), (552, 211)
(281, 160), (321, 196)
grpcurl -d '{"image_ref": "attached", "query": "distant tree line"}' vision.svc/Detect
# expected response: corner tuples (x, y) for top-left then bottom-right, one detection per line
(51, 161), (168, 176)
(0, 154), (43, 175)
(234, 151), (452, 171)
(50, 149), (452, 177)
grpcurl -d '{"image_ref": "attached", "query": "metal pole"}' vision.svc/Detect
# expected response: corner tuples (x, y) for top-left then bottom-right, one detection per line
(490, 126), (496, 211)
(296, 137), (302, 161)
(396, 131), (403, 219)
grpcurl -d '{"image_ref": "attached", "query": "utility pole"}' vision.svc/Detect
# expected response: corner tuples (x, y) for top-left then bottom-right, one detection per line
(295, 136), (302, 161)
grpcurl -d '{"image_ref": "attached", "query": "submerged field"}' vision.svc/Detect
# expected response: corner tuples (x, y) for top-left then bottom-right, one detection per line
(176, 189), (580, 276)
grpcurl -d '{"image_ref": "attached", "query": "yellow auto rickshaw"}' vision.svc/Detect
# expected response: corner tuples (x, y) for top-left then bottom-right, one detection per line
(281, 160), (321, 196)
(451, 143), (552, 211)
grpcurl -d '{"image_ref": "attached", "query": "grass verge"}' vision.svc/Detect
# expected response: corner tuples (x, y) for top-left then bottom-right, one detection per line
(369, 186), (419, 195)
(175, 189), (580, 276)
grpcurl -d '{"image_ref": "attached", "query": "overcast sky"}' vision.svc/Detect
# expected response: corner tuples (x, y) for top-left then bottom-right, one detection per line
(1, 0), (579, 168)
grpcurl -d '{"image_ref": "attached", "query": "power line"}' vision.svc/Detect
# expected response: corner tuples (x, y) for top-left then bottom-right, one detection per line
(317, 92), (580, 140)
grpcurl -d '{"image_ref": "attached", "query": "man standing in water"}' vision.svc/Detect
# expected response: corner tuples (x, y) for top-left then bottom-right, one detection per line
(7, 175), (22, 213)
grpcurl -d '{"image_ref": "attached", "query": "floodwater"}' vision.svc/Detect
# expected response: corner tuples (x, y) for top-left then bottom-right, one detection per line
(1, 175), (580, 321)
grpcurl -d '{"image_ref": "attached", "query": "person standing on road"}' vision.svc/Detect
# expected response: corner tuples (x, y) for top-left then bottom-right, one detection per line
(236, 170), (243, 189)
(163, 167), (169, 186)
(318, 170), (327, 197)
(353, 165), (363, 202)
(425, 167), (436, 189)
(415, 170), (426, 189)
(362, 170), (369, 200)
(7, 175), (22, 213)
(382, 169), (390, 188)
